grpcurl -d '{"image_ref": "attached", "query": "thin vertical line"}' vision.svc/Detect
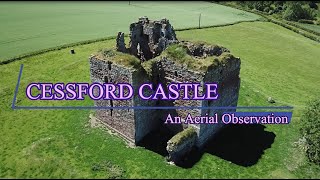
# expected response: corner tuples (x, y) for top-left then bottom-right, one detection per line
(12, 64), (24, 109)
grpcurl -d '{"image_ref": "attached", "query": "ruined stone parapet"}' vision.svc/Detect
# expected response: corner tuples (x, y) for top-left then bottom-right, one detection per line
(116, 32), (126, 53)
(180, 41), (230, 57)
(166, 127), (197, 163)
(89, 52), (161, 144)
(116, 16), (178, 61)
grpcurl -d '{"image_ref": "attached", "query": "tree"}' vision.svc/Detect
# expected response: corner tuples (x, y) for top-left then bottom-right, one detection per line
(309, 1), (319, 9)
(274, 1), (284, 7)
(249, 1), (273, 11)
(282, 2), (316, 21)
(300, 97), (320, 165)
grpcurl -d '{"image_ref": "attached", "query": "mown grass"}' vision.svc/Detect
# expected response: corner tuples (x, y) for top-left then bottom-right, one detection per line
(179, 21), (320, 112)
(0, 1), (260, 61)
(1, 21), (320, 178)
(294, 22), (320, 34)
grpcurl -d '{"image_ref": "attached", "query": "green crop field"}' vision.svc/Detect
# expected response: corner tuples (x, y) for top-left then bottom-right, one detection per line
(294, 22), (320, 34)
(1, 19), (320, 178)
(0, 1), (260, 61)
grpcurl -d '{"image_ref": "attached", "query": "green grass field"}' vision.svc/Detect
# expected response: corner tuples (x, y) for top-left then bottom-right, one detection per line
(0, 1), (260, 61)
(294, 22), (320, 34)
(1, 20), (320, 178)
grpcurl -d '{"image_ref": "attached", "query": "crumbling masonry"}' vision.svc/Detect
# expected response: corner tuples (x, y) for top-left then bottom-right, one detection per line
(89, 17), (241, 164)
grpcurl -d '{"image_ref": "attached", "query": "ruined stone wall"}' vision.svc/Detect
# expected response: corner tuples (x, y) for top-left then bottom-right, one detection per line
(158, 57), (203, 122)
(131, 69), (161, 143)
(120, 17), (177, 61)
(89, 56), (162, 144)
(147, 54), (240, 148)
(196, 55), (241, 148)
(166, 127), (198, 163)
(89, 50), (240, 149)
(89, 56), (136, 141)
(129, 23), (141, 55)
(142, 57), (206, 133)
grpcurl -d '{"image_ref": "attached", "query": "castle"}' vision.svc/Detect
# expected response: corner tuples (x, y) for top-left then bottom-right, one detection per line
(89, 17), (241, 164)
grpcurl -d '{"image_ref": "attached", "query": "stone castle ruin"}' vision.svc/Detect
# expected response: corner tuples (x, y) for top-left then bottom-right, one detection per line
(89, 17), (241, 165)
(116, 16), (178, 60)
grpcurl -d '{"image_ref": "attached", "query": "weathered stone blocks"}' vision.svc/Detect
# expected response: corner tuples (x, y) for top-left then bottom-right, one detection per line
(166, 127), (197, 163)
(89, 17), (241, 164)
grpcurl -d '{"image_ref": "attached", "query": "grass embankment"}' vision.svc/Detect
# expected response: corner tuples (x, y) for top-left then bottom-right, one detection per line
(1, 21), (320, 178)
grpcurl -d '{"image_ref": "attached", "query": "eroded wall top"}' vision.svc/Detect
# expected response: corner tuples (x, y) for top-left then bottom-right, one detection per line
(116, 16), (178, 61)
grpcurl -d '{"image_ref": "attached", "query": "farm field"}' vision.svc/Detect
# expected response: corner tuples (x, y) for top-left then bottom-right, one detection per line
(0, 1), (260, 61)
(1, 20), (320, 178)
(294, 22), (320, 34)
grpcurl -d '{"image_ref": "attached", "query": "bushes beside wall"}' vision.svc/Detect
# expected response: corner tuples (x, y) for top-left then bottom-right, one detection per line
(300, 98), (320, 165)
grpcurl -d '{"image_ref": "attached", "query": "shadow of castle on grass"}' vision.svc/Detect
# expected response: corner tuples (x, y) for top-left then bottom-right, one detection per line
(138, 124), (276, 168)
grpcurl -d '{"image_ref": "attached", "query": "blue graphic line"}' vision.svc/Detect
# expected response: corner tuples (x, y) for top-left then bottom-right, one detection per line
(12, 64), (23, 109)
(14, 106), (293, 110)
(12, 64), (294, 111)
